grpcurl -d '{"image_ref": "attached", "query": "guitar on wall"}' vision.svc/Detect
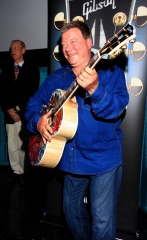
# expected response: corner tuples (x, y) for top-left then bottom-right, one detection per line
(29, 23), (136, 168)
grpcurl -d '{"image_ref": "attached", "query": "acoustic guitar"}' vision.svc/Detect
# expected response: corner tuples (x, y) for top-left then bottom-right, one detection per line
(29, 23), (136, 168)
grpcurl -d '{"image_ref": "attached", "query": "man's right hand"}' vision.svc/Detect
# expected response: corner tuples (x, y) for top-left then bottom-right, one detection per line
(37, 110), (53, 144)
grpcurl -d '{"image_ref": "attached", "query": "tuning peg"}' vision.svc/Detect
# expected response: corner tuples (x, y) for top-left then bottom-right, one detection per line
(133, 6), (147, 27)
(121, 44), (127, 50)
(54, 12), (67, 30)
(109, 49), (122, 59)
(129, 38), (136, 43)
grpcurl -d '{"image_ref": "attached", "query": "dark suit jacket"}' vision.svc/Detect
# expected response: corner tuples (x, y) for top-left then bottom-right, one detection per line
(0, 59), (40, 124)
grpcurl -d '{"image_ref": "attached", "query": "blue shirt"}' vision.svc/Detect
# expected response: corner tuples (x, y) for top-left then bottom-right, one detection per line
(25, 60), (129, 175)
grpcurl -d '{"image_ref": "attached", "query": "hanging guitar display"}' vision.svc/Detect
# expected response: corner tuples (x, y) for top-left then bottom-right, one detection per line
(29, 23), (136, 168)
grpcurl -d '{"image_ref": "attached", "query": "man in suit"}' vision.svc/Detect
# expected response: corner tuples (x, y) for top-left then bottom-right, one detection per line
(0, 40), (40, 184)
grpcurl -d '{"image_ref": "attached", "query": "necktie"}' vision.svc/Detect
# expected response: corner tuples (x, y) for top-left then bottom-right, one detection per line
(14, 65), (21, 80)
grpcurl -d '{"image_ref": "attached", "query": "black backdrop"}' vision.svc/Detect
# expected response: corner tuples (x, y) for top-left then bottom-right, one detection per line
(47, 0), (147, 234)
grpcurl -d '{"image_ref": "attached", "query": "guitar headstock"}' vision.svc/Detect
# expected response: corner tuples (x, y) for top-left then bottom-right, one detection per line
(88, 23), (136, 69)
(100, 23), (136, 56)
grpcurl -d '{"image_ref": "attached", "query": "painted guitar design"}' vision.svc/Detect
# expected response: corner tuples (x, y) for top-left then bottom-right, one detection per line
(29, 23), (136, 168)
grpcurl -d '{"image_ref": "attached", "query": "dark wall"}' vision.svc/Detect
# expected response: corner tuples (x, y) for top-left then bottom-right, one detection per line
(46, 0), (147, 235)
(117, 0), (147, 232)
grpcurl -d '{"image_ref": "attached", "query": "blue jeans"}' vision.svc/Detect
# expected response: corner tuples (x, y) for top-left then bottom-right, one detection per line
(63, 165), (122, 240)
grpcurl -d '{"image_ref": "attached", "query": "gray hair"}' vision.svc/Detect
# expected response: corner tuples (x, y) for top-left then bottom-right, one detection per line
(10, 40), (26, 49)
(60, 21), (92, 40)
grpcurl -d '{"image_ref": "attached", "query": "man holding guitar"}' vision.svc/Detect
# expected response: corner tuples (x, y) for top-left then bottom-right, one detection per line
(25, 21), (131, 239)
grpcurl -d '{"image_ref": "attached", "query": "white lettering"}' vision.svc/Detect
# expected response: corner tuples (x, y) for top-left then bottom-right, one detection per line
(83, 0), (116, 20)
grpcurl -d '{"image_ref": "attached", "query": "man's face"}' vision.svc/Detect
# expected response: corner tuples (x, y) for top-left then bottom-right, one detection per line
(61, 28), (92, 70)
(10, 41), (25, 63)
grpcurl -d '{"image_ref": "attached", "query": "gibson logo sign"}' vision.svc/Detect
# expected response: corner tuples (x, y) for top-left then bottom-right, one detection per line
(83, 0), (116, 20)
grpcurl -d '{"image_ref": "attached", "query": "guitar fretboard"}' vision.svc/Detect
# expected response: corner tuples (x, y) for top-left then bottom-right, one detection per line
(52, 80), (78, 115)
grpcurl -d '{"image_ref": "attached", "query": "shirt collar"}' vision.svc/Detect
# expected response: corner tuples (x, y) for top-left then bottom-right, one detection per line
(14, 60), (24, 67)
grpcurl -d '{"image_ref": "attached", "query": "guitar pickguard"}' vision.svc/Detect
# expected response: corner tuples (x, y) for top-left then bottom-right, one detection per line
(48, 89), (63, 134)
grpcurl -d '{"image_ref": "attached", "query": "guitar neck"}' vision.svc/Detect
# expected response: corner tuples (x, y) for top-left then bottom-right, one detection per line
(52, 80), (79, 115)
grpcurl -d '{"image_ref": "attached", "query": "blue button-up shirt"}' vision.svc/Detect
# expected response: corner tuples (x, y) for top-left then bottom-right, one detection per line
(25, 59), (129, 175)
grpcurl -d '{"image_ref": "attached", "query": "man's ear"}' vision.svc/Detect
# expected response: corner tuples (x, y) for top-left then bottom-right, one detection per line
(86, 38), (93, 50)
(22, 48), (26, 54)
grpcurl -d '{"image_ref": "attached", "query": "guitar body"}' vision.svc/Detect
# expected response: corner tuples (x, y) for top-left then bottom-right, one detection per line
(29, 89), (78, 168)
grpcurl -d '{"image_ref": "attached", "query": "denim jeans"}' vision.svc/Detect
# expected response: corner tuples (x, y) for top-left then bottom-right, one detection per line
(63, 165), (122, 240)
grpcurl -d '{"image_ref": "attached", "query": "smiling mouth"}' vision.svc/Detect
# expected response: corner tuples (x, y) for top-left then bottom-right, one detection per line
(67, 53), (77, 59)
(68, 53), (75, 57)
